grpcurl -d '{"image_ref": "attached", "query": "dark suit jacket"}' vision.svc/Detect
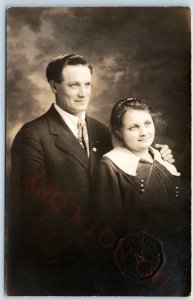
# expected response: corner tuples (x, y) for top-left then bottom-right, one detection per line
(6, 104), (112, 295)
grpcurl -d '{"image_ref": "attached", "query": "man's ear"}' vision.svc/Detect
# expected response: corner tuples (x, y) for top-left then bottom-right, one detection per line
(49, 80), (57, 94)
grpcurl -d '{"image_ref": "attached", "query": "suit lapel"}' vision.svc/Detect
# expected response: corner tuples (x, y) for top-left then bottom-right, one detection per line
(47, 105), (89, 170)
(86, 117), (98, 150)
(86, 116), (101, 177)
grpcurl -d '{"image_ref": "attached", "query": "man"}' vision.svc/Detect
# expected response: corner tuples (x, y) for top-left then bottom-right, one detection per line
(6, 54), (174, 295)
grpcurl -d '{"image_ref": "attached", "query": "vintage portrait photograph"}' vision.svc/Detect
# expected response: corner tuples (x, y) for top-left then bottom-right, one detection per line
(5, 7), (191, 296)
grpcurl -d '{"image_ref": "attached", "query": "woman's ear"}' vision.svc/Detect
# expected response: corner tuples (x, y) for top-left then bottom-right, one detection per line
(49, 80), (57, 94)
(114, 128), (124, 145)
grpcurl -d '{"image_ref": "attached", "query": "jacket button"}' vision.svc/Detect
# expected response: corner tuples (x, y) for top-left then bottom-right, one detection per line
(92, 147), (97, 152)
(141, 189), (145, 193)
(140, 184), (144, 187)
(140, 179), (144, 183)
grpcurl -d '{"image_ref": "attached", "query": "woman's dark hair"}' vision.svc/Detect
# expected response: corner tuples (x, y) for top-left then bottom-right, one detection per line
(46, 53), (93, 83)
(110, 97), (160, 142)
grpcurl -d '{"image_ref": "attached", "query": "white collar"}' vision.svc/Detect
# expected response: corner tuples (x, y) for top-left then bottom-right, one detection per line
(103, 146), (180, 177)
(54, 103), (86, 138)
(54, 103), (86, 124)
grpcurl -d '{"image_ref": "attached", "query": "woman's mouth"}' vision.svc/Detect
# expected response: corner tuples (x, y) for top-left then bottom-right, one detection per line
(138, 137), (150, 142)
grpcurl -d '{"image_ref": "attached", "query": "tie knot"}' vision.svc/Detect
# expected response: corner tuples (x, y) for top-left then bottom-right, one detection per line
(77, 118), (84, 128)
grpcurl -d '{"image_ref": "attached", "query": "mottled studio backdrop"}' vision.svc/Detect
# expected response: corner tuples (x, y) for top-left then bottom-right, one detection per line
(7, 7), (191, 177)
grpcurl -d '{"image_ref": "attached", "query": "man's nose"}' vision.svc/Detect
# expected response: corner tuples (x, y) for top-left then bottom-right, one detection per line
(78, 85), (87, 97)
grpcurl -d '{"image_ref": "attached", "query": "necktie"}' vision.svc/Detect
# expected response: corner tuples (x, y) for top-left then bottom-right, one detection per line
(77, 118), (89, 156)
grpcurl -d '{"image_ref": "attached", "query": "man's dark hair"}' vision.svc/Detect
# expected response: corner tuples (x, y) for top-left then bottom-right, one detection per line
(46, 53), (93, 83)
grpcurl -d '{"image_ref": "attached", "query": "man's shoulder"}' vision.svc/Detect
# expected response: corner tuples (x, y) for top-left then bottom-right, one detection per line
(87, 116), (110, 133)
(23, 112), (48, 129)
(11, 106), (56, 148)
(17, 105), (55, 136)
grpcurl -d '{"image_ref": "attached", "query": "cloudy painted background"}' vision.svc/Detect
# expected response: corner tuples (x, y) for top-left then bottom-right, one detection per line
(7, 7), (191, 176)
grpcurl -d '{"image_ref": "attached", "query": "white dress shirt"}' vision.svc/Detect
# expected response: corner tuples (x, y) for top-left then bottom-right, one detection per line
(54, 103), (90, 156)
(54, 103), (86, 139)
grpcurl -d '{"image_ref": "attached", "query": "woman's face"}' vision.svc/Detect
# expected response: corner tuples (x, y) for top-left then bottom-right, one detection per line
(121, 109), (155, 154)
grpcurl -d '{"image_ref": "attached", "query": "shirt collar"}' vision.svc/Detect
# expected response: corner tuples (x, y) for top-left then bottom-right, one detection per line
(54, 103), (86, 127)
(103, 146), (180, 176)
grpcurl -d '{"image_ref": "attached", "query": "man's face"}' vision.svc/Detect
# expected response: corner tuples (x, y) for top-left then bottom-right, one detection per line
(54, 65), (92, 116)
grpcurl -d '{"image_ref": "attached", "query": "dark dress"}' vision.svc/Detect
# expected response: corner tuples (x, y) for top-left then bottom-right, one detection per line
(91, 148), (187, 296)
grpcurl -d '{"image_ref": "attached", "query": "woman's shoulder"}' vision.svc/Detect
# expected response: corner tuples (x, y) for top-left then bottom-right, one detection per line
(95, 150), (126, 178)
(99, 154), (119, 171)
(102, 147), (139, 176)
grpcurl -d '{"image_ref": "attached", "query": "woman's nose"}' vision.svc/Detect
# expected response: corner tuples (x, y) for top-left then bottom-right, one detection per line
(139, 126), (147, 136)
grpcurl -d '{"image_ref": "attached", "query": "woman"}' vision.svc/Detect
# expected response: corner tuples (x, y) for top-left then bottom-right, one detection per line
(92, 97), (184, 296)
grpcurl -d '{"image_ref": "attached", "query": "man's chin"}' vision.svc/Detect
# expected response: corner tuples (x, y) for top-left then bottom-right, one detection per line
(75, 104), (89, 112)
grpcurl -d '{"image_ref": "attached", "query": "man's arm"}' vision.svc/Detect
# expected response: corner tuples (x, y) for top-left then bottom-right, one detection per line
(11, 123), (47, 188)
(7, 124), (47, 287)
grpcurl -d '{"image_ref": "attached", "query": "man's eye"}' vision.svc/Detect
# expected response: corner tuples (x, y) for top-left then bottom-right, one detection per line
(69, 83), (79, 87)
(85, 82), (91, 87)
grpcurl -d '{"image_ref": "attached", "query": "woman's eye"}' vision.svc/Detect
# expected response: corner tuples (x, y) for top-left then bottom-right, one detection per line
(129, 125), (137, 131)
(145, 121), (152, 126)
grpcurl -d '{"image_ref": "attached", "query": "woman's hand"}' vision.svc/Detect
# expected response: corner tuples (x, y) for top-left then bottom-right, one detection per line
(155, 144), (175, 164)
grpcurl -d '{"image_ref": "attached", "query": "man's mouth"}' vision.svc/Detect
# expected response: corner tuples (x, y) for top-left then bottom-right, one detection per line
(75, 100), (87, 103)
